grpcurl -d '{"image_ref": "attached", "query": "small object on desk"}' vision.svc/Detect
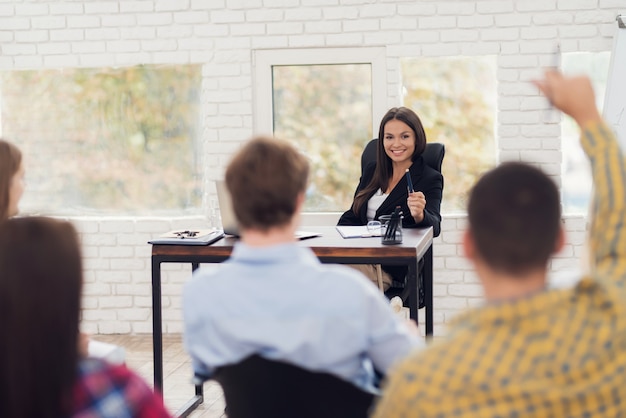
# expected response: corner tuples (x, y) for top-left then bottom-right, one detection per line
(295, 230), (322, 240)
(148, 228), (224, 246)
(405, 168), (414, 193)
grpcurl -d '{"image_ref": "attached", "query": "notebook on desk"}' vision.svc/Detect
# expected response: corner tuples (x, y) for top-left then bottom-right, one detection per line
(216, 180), (320, 240)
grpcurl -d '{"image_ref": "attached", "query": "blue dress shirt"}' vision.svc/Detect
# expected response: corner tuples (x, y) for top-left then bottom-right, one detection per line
(182, 242), (421, 391)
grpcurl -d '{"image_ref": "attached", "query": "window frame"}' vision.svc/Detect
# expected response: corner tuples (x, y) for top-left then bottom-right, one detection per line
(252, 47), (387, 222)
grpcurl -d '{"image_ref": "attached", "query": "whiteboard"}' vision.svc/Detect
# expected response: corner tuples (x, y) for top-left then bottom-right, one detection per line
(603, 15), (626, 149)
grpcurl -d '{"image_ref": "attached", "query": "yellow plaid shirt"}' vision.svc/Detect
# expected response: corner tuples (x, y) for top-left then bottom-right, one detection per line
(373, 121), (626, 418)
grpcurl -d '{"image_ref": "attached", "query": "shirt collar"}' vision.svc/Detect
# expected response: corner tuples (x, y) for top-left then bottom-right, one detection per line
(449, 280), (596, 332)
(230, 241), (318, 265)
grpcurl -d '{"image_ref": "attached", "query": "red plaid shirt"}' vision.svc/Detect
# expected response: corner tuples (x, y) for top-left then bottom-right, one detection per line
(71, 358), (172, 418)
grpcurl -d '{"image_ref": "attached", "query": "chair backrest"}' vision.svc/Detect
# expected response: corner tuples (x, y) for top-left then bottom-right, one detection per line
(360, 138), (445, 174)
(213, 355), (376, 418)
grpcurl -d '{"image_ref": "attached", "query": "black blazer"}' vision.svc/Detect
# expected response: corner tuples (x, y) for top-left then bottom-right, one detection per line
(337, 156), (443, 237)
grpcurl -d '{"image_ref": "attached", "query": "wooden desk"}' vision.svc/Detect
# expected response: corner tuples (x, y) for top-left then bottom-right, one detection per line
(151, 226), (433, 417)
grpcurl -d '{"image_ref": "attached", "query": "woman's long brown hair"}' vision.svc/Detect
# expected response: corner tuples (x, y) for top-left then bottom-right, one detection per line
(0, 217), (82, 418)
(352, 107), (427, 214)
(0, 139), (22, 222)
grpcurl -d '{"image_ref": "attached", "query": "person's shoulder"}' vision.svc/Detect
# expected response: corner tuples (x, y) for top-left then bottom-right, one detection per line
(390, 333), (467, 382)
(77, 357), (138, 387)
(577, 275), (626, 312)
(413, 163), (443, 192)
(417, 160), (442, 180)
(75, 358), (171, 417)
(77, 356), (108, 375)
(74, 359), (136, 408)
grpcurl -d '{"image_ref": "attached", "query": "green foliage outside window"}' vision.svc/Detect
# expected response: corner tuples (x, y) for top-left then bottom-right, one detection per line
(0, 65), (202, 214)
(402, 57), (497, 212)
(272, 64), (372, 212)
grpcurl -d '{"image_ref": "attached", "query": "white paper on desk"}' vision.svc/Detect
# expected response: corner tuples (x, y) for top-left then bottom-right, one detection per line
(335, 225), (381, 239)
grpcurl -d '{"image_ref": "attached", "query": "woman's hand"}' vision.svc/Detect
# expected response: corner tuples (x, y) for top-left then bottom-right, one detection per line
(407, 191), (426, 223)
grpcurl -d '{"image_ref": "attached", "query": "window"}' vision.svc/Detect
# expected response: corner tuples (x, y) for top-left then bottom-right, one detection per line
(400, 56), (497, 213)
(561, 52), (610, 213)
(0, 65), (202, 215)
(254, 48), (386, 213)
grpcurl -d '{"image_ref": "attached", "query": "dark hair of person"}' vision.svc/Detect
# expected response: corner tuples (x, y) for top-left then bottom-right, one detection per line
(467, 162), (561, 276)
(352, 107), (427, 214)
(0, 217), (82, 418)
(0, 139), (23, 222)
(225, 136), (309, 231)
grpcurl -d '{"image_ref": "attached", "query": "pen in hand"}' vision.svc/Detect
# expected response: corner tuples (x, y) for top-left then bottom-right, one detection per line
(405, 168), (414, 194)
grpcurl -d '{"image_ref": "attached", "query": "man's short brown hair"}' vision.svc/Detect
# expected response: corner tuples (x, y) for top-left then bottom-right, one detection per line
(467, 162), (561, 276)
(225, 136), (309, 231)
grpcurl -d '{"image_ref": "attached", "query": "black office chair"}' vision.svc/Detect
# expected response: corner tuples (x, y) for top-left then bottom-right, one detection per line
(203, 355), (376, 418)
(360, 139), (445, 308)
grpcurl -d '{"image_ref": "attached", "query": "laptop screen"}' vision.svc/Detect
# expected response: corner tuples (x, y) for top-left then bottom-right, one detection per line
(215, 180), (240, 236)
(215, 180), (320, 241)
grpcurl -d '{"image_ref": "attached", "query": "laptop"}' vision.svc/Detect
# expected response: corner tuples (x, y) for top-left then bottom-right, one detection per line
(215, 179), (240, 236)
(215, 180), (320, 240)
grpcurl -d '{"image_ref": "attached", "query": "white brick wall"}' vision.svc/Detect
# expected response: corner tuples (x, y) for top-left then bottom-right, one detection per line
(1, 0), (621, 335)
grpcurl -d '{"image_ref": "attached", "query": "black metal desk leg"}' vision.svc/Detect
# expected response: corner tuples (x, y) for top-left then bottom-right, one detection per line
(424, 245), (434, 337)
(407, 261), (418, 322)
(151, 257), (204, 417)
(151, 257), (164, 394)
(190, 262), (205, 412)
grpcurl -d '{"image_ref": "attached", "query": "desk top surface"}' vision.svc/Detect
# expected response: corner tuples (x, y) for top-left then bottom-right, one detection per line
(151, 226), (433, 261)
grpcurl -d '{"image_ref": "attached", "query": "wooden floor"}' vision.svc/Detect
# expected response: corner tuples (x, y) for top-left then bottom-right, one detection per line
(94, 334), (226, 418)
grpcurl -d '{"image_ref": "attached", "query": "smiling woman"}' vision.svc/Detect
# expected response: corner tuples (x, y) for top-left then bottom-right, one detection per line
(337, 106), (443, 290)
(339, 107), (437, 231)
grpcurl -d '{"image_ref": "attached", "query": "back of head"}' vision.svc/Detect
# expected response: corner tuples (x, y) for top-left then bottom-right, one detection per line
(0, 217), (82, 418)
(225, 136), (309, 231)
(0, 139), (22, 222)
(467, 162), (561, 276)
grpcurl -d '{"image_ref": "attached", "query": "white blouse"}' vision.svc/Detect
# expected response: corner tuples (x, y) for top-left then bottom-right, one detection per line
(367, 188), (388, 221)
